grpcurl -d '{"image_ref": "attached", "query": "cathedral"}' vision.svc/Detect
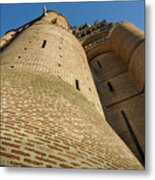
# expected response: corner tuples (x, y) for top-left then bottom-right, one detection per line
(0, 8), (144, 169)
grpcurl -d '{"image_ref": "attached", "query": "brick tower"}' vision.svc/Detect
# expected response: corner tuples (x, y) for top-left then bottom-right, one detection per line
(73, 21), (145, 165)
(0, 10), (144, 169)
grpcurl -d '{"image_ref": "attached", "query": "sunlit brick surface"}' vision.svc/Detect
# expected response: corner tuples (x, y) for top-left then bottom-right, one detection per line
(0, 12), (143, 169)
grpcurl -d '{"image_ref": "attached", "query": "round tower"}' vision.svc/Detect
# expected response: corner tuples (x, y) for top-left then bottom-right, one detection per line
(110, 21), (144, 64)
(84, 21), (145, 165)
(0, 11), (143, 169)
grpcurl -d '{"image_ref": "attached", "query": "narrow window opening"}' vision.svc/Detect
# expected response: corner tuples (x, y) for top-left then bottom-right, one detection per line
(107, 81), (114, 92)
(97, 61), (102, 68)
(51, 18), (57, 24)
(18, 56), (21, 59)
(41, 40), (47, 48)
(24, 48), (27, 50)
(58, 63), (61, 67)
(75, 79), (80, 91)
(10, 66), (14, 69)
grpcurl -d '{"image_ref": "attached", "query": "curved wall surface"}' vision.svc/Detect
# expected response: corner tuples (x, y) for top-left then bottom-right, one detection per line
(129, 41), (145, 91)
(1, 12), (103, 114)
(110, 22), (144, 65)
(87, 22), (145, 165)
(0, 13), (143, 169)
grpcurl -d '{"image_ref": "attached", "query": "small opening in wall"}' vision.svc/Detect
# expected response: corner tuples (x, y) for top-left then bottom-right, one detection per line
(89, 88), (92, 91)
(18, 56), (21, 59)
(107, 81), (114, 92)
(75, 79), (80, 91)
(24, 48), (27, 50)
(51, 18), (57, 24)
(58, 64), (61, 67)
(59, 55), (62, 58)
(97, 61), (102, 68)
(41, 40), (47, 48)
(10, 66), (14, 69)
(29, 41), (31, 43)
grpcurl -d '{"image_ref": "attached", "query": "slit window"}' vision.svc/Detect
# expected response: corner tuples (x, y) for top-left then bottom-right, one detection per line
(41, 40), (47, 48)
(107, 81), (114, 92)
(97, 61), (102, 68)
(75, 79), (80, 91)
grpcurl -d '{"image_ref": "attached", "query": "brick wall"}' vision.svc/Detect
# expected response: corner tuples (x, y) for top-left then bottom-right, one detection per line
(0, 15), (103, 115)
(88, 22), (145, 165)
(0, 13), (143, 169)
(1, 69), (142, 169)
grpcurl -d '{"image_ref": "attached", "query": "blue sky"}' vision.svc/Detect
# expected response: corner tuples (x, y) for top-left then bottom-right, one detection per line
(0, 1), (145, 37)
